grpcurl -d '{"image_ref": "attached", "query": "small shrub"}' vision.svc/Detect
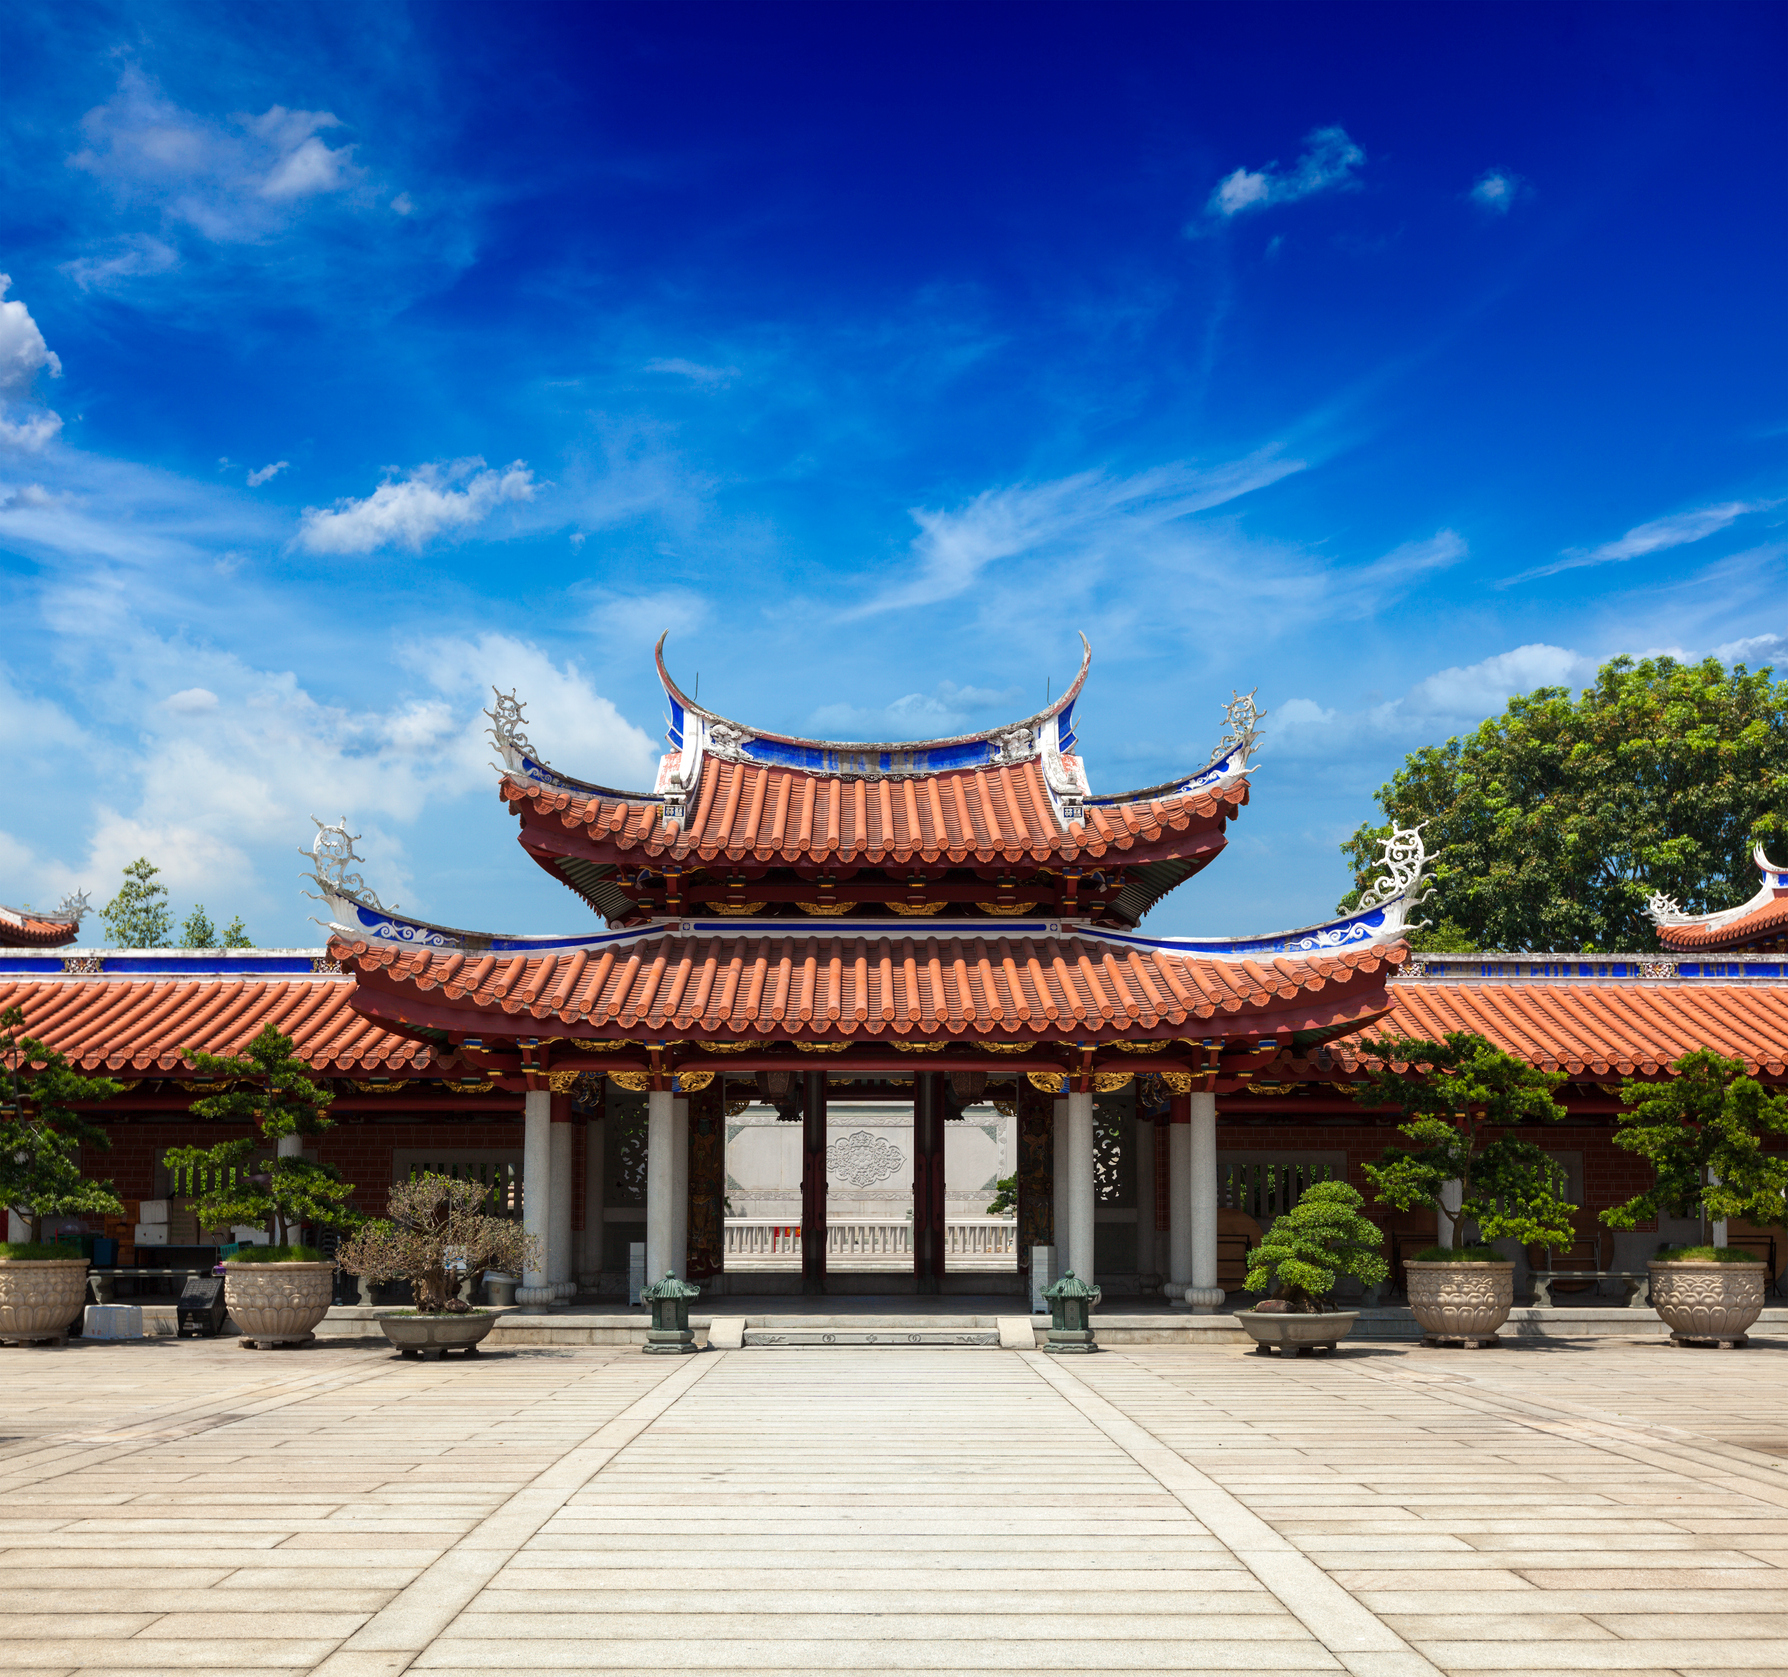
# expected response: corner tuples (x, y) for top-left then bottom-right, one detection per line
(1655, 1244), (1764, 1263)
(1244, 1181), (1388, 1312)
(224, 1244), (325, 1263)
(1409, 1244), (1502, 1263)
(336, 1173), (540, 1313)
(0, 1241), (85, 1259)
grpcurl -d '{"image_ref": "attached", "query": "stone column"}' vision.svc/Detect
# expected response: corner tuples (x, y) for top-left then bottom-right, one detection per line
(518, 1089), (554, 1311)
(583, 1110), (605, 1284)
(549, 1094), (573, 1298)
(1166, 1095), (1191, 1300)
(1185, 1090), (1223, 1312)
(801, 1071), (828, 1294)
(646, 1088), (674, 1283)
(1066, 1088), (1095, 1285)
(275, 1133), (303, 1248)
(671, 1094), (690, 1280)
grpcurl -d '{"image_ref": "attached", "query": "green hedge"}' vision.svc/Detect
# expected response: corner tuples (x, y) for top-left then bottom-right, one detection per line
(0, 1242), (85, 1260)
(223, 1244), (326, 1264)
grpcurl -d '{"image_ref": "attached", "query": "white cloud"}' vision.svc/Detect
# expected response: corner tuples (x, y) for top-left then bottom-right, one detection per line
(805, 680), (1028, 742)
(1469, 169), (1525, 214)
(1507, 498), (1778, 584)
(60, 235), (179, 292)
(69, 70), (373, 245)
(1712, 631), (1785, 665)
(163, 687), (219, 714)
(390, 193), (415, 216)
(646, 357), (741, 386)
(246, 461), (289, 487)
(1202, 126), (1365, 223)
(849, 450), (1306, 618)
(0, 276), (64, 453)
(297, 458), (539, 553)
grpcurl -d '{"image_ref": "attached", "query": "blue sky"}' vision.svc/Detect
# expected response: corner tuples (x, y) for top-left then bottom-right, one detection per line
(1, 2), (1783, 946)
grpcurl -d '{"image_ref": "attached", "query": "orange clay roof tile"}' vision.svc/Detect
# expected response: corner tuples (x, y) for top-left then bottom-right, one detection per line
(503, 757), (1245, 867)
(0, 975), (439, 1074)
(335, 929), (1402, 1041)
(1657, 895), (1788, 952)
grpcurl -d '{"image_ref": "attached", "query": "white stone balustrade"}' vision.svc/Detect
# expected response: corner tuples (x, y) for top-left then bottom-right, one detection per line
(724, 1217), (1017, 1269)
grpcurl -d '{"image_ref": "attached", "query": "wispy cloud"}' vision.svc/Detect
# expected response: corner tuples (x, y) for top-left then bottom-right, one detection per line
(645, 357), (740, 387)
(846, 450), (1306, 619)
(1198, 125), (1365, 226)
(246, 461), (289, 487)
(1468, 169), (1526, 215)
(804, 680), (1028, 743)
(296, 458), (538, 553)
(1505, 497), (1779, 585)
(0, 276), (64, 452)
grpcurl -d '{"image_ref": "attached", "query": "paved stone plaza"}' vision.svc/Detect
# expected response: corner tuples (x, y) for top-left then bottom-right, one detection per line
(3, 1339), (1787, 1675)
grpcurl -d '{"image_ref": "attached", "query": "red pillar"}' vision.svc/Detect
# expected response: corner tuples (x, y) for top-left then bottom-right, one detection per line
(801, 1071), (828, 1294)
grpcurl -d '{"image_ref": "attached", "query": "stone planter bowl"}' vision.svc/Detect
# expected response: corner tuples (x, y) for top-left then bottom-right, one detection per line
(380, 1311), (495, 1360)
(224, 1261), (336, 1347)
(1236, 1309), (1358, 1357)
(0, 1259), (90, 1345)
(1405, 1260), (1514, 1346)
(1649, 1260), (1766, 1348)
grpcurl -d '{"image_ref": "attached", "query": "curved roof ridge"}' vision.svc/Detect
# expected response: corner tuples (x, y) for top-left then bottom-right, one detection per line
(655, 630), (1091, 756)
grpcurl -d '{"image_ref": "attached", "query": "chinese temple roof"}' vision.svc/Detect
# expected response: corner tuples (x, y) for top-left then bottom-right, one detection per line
(1648, 846), (1788, 953)
(0, 892), (89, 949)
(334, 923), (1409, 1047)
(485, 637), (1266, 926)
(0, 951), (437, 1074)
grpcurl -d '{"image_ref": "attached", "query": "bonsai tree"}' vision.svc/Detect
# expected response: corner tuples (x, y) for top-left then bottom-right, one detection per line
(163, 1023), (359, 1252)
(1352, 1030), (1577, 1256)
(334, 1173), (540, 1312)
(0, 1006), (124, 1247)
(1245, 1180), (1389, 1311)
(1601, 1048), (1788, 1247)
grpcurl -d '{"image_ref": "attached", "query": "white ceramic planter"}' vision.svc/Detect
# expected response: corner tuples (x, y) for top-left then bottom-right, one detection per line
(1649, 1260), (1766, 1347)
(379, 1311), (494, 1360)
(1405, 1260), (1514, 1346)
(224, 1261), (336, 1347)
(0, 1259), (90, 1345)
(1235, 1309), (1358, 1357)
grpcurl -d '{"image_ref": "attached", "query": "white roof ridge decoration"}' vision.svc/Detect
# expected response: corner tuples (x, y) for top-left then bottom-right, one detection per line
(0, 890), (90, 929)
(1647, 842), (1788, 931)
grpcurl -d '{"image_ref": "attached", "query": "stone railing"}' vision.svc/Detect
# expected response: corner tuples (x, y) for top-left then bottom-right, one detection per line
(725, 1218), (1017, 1269)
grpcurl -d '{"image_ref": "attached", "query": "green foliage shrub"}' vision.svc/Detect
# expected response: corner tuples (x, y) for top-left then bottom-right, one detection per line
(1244, 1181), (1388, 1311)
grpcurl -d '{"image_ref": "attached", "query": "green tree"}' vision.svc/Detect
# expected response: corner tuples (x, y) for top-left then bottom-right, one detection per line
(1244, 1181), (1388, 1311)
(984, 1175), (1016, 1217)
(1339, 655), (1788, 952)
(0, 1007), (124, 1243)
(163, 1024), (359, 1246)
(179, 906), (216, 948)
(1601, 1049), (1788, 1243)
(220, 916), (253, 948)
(1352, 1031), (1577, 1253)
(101, 858), (172, 948)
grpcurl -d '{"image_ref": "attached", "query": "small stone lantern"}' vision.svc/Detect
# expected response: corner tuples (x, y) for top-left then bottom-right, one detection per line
(641, 1271), (702, 1355)
(1042, 1270), (1101, 1355)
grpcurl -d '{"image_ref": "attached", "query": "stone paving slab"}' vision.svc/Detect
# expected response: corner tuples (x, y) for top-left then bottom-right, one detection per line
(2, 1336), (1787, 1672)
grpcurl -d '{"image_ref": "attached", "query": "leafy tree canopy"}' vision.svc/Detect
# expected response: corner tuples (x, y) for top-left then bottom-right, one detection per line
(163, 1023), (357, 1246)
(0, 1006), (123, 1243)
(1601, 1049), (1788, 1237)
(1352, 1030), (1576, 1252)
(179, 906), (254, 949)
(102, 858), (172, 948)
(1338, 654), (1788, 952)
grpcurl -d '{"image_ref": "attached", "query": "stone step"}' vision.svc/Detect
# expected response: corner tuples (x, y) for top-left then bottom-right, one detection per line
(741, 1326), (1002, 1348)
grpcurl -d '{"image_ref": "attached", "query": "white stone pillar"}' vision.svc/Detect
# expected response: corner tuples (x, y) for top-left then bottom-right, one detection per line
(1186, 1091), (1222, 1312)
(517, 1090), (553, 1310)
(646, 1089), (674, 1283)
(670, 1095), (690, 1280)
(1051, 1096), (1069, 1271)
(583, 1114), (605, 1281)
(275, 1132), (303, 1248)
(1167, 1108), (1192, 1299)
(549, 1115), (573, 1297)
(1067, 1089), (1096, 1285)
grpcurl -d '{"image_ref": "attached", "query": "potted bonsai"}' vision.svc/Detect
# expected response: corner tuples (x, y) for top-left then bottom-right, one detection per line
(1236, 1180), (1388, 1357)
(1601, 1048), (1788, 1348)
(1354, 1030), (1575, 1346)
(335, 1172), (539, 1359)
(165, 1024), (359, 1348)
(0, 1006), (123, 1345)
